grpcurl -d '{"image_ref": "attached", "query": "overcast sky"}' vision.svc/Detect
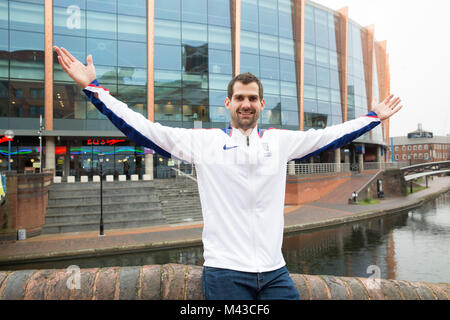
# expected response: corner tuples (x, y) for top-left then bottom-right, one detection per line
(312, 0), (450, 137)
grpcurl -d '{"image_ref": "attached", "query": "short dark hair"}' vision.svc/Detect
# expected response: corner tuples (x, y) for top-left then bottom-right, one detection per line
(227, 72), (264, 101)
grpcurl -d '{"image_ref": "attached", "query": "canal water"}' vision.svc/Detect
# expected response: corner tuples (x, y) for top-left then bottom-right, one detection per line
(4, 191), (450, 284)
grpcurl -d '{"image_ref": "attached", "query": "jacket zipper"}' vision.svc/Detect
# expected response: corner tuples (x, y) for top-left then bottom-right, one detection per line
(247, 136), (250, 147)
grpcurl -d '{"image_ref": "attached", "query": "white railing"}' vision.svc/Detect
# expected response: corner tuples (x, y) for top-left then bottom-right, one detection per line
(287, 163), (351, 176)
(363, 162), (409, 171)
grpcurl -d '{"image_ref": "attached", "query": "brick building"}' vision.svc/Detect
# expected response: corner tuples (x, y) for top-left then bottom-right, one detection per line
(391, 124), (450, 164)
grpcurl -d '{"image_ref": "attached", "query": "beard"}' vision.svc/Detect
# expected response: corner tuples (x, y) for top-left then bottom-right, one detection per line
(231, 108), (259, 130)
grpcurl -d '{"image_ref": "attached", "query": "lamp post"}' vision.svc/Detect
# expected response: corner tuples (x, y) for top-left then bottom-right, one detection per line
(99, 152), (104, 236)
(5, 130), (14, 171)
(38, 115), (44, 173)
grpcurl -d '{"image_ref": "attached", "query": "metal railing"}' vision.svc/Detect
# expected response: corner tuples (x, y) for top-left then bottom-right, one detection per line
(287, 163), (350, 176)
(363, 162), (409, 171)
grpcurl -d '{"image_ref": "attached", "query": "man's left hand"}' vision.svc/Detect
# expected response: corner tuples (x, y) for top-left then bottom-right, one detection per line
(371, 95), (403, 121)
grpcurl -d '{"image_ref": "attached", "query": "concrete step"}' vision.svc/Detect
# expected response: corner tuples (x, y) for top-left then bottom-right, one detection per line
(42, 216), (166, 234)
(45, 207), (164, 225)
(47, 193), (159, 206)
(49, 186), (156, 198)
(50, 181), (155, 191)
(46, 200), (162, 214)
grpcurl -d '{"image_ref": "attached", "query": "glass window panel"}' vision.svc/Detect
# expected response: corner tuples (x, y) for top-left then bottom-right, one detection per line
(181, 0), (207, 23)
(87, 11), (117, 40)
(279, 38), (294, 60)
(53, 5), (86, 37)
(331, 89), (341, 104)
(118, 0), (146, 17)
(316, 66), (330, 88)
(182, 88), (208, 106)
(241, 31), (259, 54)
(209, 49), (232, 74)
(261, 109), (280, 125)
(87, 0), (116, 13)
(155, 69), (182, 87)
(117, 85), (146, 101)
(260, 56), (279, 80)
(9, 81), (44, 118)
(259, 0), (278, 36)
(54, 99), (86, 119)
(155, 86), (182, 103)
(260, 34), (278, 57)
(155, 0), (180, 21)
(154, 19), (180, 45)
(304, 63), (316, 85)
(208, 0), (230, 27)
(281, 96), (298, 112)
(0, 0), (8, 28)
(182, 72), (208, 89)
(280, 81), (296, 97)
(210, 106), (229, 122)
(241, 0), (258, 32)
(317, 87), (330, 101)
(118, 15), (146, 42)
(118, 41), (146, 68)
(304, 85), (316, 100)
(240, 53), (259, 77)
(315, 24), (329, 48)
(53, 35), (85, 62)
(330, 69), (340, 90)
(208, 25), (231, 50)
(329, 50), (338, 70)
(54, 0), (85, 9)
(263, 94), (280, 110)
(318, 101), (331, 115)
(87, 38), (116, 66)
(278, 1), (293, 39)
(305, 6), (315, 45)
(316, 47), (329, 67)
(95, 65), (118, 84)
(182, 105), (209, 122)
(281, 111), (299, 127)
(261, 79), (279, 95)
(209, 90), (227, 106)
(279, 59), (296, 82)
(155, 103), (181, 121)
(10, 1), (44, 32)
(118, 67), (147, 85)
(209, 73), (231, 90)
(182, 22), (207, 46)
(0, 29), (8, 78)
(305, 44), (315, 64)
(10, 31), (44, 80)
(183, 45), (208, 74)
(331, 103), (342, 116)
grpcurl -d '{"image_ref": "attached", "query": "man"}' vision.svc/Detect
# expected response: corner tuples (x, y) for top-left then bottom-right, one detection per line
(54, 46), (402, 300)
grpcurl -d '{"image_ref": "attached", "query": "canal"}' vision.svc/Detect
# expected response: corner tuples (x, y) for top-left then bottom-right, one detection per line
(3, 191), (450, 284)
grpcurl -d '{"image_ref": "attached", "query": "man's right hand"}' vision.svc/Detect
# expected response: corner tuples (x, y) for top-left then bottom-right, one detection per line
(53, 46), (97, 88)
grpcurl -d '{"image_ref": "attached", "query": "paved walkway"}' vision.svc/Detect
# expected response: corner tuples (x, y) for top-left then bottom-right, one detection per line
(1, 176), (449, 266)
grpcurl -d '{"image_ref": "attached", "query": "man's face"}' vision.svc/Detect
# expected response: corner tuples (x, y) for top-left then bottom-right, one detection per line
(225, 81), (265, 130)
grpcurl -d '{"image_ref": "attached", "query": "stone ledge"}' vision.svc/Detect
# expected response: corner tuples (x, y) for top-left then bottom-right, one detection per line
(0, 264), (448, 300)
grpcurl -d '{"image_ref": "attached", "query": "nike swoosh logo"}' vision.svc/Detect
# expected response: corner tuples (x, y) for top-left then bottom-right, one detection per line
(223, 145), (239, 150)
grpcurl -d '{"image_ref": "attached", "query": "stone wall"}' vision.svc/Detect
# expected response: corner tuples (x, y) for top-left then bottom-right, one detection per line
(0, 171), (53, 242)
(0, 264), (448, 300)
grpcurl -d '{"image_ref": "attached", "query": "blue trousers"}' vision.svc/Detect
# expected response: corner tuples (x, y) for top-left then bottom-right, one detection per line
(201, 266), (300, 300)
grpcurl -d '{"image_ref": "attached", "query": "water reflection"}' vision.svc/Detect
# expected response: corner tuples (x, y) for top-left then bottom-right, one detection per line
(3, 192), (450, 284)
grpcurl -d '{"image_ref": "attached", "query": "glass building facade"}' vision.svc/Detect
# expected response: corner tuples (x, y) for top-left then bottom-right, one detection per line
(0, 0), (391, 178)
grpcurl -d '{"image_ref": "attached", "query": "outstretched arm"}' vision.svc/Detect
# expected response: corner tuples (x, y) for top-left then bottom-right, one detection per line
(53, 46), (200, 163)
(53, 46), (96, 88)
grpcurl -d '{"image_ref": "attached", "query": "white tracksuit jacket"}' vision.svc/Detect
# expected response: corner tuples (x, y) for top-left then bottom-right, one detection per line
(84, 80), (381, 273)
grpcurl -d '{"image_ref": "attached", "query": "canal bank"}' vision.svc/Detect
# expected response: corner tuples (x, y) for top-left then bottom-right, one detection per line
(0, 176), (449, 268)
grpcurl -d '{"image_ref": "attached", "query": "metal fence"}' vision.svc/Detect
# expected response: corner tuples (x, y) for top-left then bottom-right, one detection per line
(363, 162), (409, 171)
(287, 163), (351, 176)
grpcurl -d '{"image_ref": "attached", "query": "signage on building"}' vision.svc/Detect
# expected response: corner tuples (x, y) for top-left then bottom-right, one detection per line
(86, 139), (126, 146)
(0, 136), (13, 144)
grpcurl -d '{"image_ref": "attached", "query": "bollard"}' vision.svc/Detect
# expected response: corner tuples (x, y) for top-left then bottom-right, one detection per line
(0, 264), (448, 300)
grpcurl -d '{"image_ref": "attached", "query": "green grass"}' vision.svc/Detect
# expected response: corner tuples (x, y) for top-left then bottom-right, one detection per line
(359, 198), (380, 205)
(407, 185), (427, 195)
